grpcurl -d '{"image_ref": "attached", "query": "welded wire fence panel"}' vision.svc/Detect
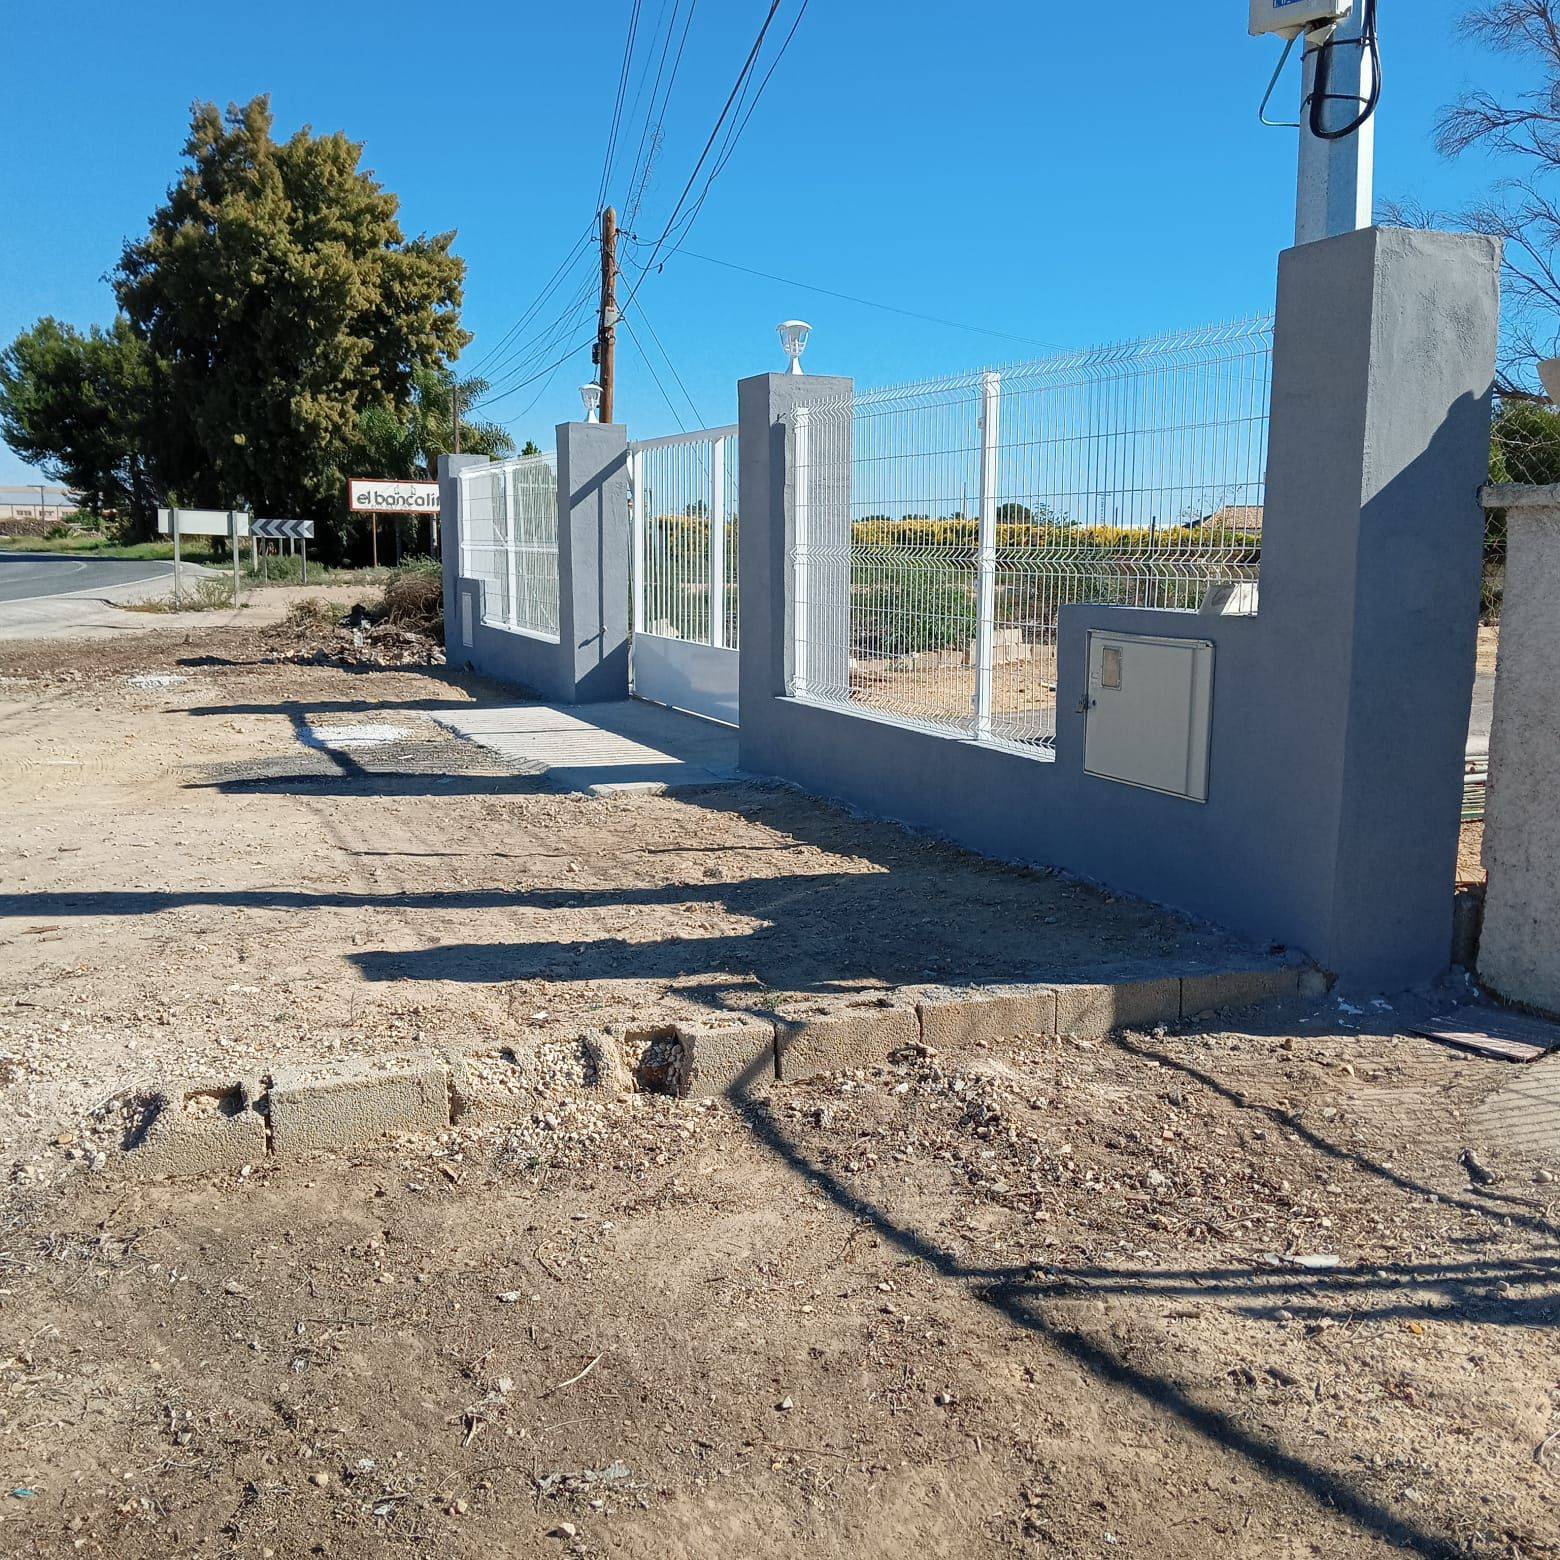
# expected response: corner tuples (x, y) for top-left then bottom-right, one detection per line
(457, 451), (559, 639)
(785, 317), (1272, 753)
(630, 426), (739, 649)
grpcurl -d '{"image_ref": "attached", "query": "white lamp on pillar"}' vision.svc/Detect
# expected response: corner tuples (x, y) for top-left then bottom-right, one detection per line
(776, 320), (812, 375)
(580, 382), (603, 423)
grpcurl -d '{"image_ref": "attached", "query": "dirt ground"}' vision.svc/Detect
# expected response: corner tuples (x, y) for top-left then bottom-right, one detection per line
(1, 618), (1557, 1558)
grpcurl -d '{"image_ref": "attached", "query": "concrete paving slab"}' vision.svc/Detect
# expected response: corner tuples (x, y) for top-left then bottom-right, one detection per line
(432, 699), (741, 795)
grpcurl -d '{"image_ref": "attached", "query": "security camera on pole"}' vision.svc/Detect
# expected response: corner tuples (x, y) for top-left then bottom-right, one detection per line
(1250, 0), (1381, 245)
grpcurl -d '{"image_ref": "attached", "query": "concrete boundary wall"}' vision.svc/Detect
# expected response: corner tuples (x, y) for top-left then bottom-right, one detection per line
(439, 422), (631, 702)
(1474, 484), (1560, 1016)
(738, 229), (1500, 989)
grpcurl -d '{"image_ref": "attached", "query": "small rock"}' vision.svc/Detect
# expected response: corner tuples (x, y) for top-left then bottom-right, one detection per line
(1536, 1168), (1555, 1185)
(550, 1522), (578, 1540)
(309, 1471), (331, 1489)
(935, 1390), (954, 1406)
(777, 1396), (793, 1412)
(1460, 1147), (1499, 1187)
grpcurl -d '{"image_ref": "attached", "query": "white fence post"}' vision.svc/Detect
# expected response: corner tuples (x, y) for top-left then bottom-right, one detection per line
(792, 405), (811, 698)
(973, 370), (1001, 741)
(709, 436), (726, 648)
(630, 449), (646, 636)
(501, 466), (519, 631)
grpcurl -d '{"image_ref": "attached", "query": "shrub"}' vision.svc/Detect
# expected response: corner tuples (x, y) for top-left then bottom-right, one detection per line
(378, 557), (442, 634)
(852, 559), (976, 657)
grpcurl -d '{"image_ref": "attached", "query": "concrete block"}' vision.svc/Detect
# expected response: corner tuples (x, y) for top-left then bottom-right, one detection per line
(1053, 976), (1181, 1039)
(267, 1059), (451, 1157)
(1180, 964), (1301, 1018)
(774, 1004), (919, 1082)
(123, 1079), (267, 1179)
(672, 1018), (776, 1099)
(916, 986), (1059, 1050)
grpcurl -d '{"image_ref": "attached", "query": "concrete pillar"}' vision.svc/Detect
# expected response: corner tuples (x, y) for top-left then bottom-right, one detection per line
(1257, 227), (1500, 984)
(737, 372), (852, 774)
(555, 419), (630, 703)
(437, 452), (491, 664)
(1472, 484), (1560, 1014)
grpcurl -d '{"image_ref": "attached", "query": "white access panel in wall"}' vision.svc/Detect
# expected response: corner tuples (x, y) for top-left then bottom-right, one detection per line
(1083, 632), (1215, 802)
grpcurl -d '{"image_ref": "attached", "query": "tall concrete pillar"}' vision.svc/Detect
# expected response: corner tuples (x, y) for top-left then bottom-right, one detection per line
(737, 372), (852, 774)
(555, 419), (630, 702)
(1257, 227), (1500, 983)
(1472, 483), (1560, 1014)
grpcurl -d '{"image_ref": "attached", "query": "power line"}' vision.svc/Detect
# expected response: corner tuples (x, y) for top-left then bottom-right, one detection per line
(463, 220), (596, 382)
(659, 0), (810, 255)
(630, 297), (705, 427)
(615, 0), (787, 324)
(619, 311), (687, 432)
(668, 246), (1063, 353)
(474, 275), (598, 407)
(622, 0), (699, 232)
(596, 0), (644, 216)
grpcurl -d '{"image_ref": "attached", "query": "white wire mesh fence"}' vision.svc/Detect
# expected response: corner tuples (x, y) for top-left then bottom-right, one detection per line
(629, 426), (740, 650)
(457, 450), (561, 640)
(785, 316), (1273, 752)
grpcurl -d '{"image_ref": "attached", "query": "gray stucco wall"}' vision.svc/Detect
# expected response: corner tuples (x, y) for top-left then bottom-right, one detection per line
(439, 423), (630, 703)
(1475, 485), (1560, 1015)
(737, 228), (1499, 989)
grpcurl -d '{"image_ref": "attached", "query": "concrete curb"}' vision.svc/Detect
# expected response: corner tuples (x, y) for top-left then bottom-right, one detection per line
(117, 958), (1311, 1175)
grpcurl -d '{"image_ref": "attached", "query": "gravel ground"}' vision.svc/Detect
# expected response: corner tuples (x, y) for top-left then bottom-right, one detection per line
(0, 617), (1555, 1558)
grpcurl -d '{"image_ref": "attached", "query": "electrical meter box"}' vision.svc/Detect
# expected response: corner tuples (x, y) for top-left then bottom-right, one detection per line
(1249, 0), (1351, 38)
(1083, 632), (1214, 803)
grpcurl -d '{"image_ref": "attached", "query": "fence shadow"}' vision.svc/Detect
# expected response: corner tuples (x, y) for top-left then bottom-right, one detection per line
(721, 1076), (1534, 1560)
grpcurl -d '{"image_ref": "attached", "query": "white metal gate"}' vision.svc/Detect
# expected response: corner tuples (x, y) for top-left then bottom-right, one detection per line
(628, 424), (740, 725)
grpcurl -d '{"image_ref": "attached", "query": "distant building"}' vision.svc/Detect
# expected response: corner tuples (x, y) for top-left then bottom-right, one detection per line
(0, 485), (81, 520)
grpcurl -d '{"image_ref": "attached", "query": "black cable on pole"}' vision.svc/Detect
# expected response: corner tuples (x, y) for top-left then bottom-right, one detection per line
(1307, 0), (1381, 143)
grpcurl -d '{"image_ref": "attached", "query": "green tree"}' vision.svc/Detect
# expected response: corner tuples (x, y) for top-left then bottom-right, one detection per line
(359, 367), (514, 480)
(0, 317), (155, 530)
(113, 96), (468, 557)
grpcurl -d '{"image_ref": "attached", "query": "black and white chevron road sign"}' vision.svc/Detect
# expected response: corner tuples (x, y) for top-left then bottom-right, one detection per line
(251, 517), (314, 540)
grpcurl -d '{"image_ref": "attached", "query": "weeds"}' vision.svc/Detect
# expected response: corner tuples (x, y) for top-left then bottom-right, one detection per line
(124, 578), (237, 614)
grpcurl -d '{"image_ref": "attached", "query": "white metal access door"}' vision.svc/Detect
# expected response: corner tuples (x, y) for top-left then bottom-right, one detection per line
(628, 425), (740, 726)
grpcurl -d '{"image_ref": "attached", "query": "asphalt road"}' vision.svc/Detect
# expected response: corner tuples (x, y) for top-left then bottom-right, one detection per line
(0, 552), (174, 604)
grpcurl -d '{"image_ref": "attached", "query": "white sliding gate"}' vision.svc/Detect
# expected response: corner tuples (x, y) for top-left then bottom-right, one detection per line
(628, 424), (740, 725)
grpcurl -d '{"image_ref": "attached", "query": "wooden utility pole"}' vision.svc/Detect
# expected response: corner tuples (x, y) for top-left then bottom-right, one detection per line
(597, 206), (617, 424)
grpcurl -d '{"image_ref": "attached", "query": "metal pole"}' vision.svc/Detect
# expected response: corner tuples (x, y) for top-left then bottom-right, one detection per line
(1296, 7), (1375, 246)
(172, 510), (181, 609)
(792, 406), (811, 698)
(230, 512), (242, 609)
(301, 535), (307, 585)
(371, 514), (379, 570)
(974, 372), (1001, 741)
(452, 381), (461, 457)
(709, 436), (726, 649)
(598, 207), (617, 423)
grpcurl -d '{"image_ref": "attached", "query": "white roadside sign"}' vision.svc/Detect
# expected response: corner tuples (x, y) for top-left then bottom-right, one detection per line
(156, 508), (250, 609)
(348, 478), (440, 514)
(157, 507), (251, 537)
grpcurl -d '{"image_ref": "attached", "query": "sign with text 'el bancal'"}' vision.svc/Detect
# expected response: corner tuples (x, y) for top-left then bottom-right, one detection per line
(348, 478), (440, 515)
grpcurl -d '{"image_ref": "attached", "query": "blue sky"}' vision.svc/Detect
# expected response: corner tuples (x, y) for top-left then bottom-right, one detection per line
(0, 0), (1532, 484)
